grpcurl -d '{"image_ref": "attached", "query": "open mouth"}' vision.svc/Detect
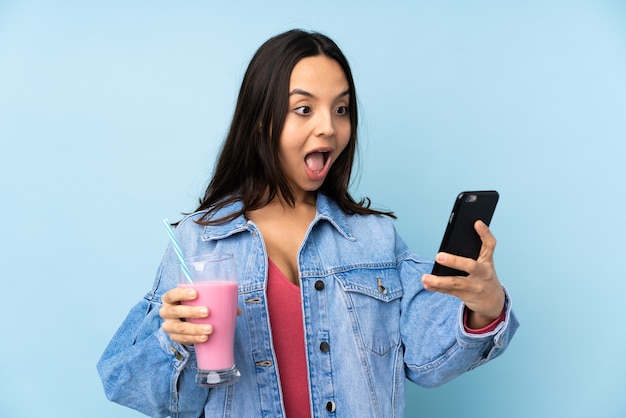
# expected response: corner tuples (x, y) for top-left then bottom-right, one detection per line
(304, 151), (331, 174)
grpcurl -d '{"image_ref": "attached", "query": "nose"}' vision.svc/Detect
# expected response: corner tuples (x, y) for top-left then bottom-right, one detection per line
(314, 110), (336, 138)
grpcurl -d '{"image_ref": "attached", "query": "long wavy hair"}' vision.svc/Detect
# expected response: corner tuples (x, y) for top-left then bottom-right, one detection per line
(195, 29), (395, 225)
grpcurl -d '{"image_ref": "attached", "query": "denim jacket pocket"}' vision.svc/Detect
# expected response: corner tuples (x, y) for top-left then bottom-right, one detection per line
(335, 267), (403, 356)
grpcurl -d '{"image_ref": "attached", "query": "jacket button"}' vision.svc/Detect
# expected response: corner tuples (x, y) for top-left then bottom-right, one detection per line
(319, 341), (330, 352)
(325, 401), (336, 412)
(314, 280), (325, 290)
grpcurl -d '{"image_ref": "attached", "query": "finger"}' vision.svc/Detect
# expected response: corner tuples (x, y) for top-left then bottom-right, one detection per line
(475, 220), (497, 260)
(162, 319), (212, 336)
(169, 333), (209, 345)
(434, 252), (475, 276)
(162, 320), (213, 345)
(160, 302), (209, 321)
(162, 287), (198, 305)
(422, 272), (468, 295)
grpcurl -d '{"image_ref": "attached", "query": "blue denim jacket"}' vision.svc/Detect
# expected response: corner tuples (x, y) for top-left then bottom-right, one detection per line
(97, 194), (518, 418)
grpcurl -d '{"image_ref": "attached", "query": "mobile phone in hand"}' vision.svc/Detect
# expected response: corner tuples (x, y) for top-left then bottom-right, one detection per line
(431, 191), (499, 276)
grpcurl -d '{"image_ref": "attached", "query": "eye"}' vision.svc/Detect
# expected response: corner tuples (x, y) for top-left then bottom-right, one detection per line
(294, 106), (312, 116)
(336, 106), (349, 116)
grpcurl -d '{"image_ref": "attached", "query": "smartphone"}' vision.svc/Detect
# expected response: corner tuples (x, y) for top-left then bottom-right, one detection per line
(431, 190), (499, 276)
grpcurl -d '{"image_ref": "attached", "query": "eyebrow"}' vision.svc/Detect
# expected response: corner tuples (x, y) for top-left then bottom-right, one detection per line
(289, 88), (351, 99)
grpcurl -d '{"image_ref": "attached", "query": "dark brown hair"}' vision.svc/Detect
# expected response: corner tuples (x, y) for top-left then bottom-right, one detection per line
(195, 29), (395, 224)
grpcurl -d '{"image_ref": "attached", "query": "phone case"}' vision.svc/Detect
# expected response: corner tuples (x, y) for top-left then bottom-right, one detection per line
(431, 190), (499, 276)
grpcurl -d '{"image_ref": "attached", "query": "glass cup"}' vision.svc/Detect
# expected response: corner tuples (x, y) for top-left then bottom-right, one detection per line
(179, 253), (241, 387)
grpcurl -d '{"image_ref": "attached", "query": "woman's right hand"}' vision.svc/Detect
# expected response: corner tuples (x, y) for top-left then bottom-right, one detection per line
(160, 287), (212, 345)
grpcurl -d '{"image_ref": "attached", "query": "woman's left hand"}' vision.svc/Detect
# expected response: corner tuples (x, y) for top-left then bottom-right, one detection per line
(421, 220), (505, 329)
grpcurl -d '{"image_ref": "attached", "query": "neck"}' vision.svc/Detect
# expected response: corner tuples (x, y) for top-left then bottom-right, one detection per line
(270, 190), (317, 211)
(246, 190), (317, 224)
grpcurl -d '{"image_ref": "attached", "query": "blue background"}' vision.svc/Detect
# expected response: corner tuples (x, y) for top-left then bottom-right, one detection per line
(1, 1), (625, 417)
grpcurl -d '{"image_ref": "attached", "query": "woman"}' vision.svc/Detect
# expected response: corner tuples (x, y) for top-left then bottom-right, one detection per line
(98, 29), (518, 418)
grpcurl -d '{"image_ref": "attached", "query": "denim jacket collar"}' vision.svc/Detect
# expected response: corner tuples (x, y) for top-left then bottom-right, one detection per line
(201, 193), (354, 242)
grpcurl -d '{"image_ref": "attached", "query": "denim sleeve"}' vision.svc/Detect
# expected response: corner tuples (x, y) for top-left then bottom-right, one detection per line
(96, 250), (209, 417)
(396, 232), (519, 388)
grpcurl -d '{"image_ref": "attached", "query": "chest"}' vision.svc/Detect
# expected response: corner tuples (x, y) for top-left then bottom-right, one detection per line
(259, 221), (309, 285)
(247, 208), (315, 285)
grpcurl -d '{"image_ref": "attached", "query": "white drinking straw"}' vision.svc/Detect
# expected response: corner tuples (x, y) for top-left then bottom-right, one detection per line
(162, 218), (193, 283)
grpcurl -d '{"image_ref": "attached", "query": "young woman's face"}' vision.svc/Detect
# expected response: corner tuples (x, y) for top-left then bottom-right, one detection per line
(278, 55), (351, 201)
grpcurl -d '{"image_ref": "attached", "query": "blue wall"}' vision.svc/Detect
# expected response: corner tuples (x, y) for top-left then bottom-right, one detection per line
(1, 1), (625, 417)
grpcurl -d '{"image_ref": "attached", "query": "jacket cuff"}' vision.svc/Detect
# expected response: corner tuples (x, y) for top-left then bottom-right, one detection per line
(457, 286), (513, 344)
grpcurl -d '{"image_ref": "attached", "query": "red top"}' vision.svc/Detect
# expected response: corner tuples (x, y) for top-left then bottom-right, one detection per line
(266, 259), (312, 418)
(266, 258), (505, 417)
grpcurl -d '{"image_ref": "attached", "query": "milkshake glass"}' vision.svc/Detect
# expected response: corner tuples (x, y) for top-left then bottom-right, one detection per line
(179, 253), (240, 387)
